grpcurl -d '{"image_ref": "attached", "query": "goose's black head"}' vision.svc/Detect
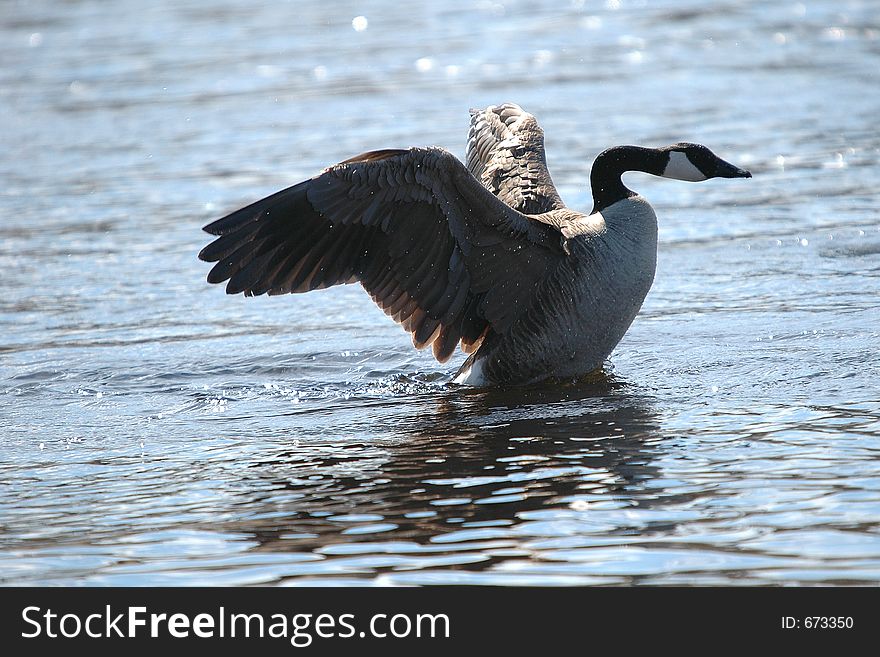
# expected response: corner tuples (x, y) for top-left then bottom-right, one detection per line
(590, 142), (752, 213)
(660, 143), (752, 182)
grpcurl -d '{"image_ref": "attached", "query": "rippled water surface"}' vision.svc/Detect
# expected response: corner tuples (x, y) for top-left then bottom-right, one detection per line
(2, 0), (879, 585)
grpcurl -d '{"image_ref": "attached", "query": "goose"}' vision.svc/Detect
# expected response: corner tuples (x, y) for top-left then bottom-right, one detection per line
(199, 103), (750, 386)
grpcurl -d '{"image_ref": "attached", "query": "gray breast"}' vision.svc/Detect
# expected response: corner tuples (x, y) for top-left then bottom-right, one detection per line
(464, 196), (658, 385)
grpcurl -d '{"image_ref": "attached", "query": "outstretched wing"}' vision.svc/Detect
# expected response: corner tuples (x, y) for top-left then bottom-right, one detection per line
(466, 103), (565, 215)
(199, 147), (564, 362)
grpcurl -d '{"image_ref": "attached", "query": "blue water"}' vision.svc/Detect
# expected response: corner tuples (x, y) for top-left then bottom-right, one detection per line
(1, 0), (879, 585)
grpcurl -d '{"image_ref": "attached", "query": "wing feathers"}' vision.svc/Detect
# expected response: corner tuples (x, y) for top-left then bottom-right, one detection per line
(466, 103), (565, 215)
(200, 145), (564, 364)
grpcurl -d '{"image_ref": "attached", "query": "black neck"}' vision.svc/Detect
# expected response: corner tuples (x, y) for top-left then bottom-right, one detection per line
(590, 146), (666, 213)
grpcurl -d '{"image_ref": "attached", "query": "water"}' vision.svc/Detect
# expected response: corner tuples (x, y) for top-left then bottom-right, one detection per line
(1, 0), (879, 586)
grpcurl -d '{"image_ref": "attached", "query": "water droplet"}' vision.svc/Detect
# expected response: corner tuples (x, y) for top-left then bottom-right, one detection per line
(415, 57), (434, 72)
(533, 49), (554, 66)
(618, 35), (646, 50)
(478, 2), (506, 16)
(256, 64), (280, 78)
(823, 152), (846, 168)
(351, 16), (368, 32)
(29, 33), (43, 47)
(625, 50), (644, 64)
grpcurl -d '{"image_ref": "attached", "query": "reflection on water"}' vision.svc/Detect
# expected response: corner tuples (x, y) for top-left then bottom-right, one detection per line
(240, 379), (663, 551)
(6, 376), (680, 585)
(2, 0), (880, 585)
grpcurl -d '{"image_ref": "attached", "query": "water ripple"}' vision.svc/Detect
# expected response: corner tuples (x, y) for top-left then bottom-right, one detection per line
(2, 0), (879, 586)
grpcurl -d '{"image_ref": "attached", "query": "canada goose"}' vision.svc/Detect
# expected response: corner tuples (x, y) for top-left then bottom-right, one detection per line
(199, 103), (750, 386)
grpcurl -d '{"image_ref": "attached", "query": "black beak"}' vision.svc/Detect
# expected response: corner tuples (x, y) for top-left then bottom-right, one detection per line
(713, 157), (752, 179)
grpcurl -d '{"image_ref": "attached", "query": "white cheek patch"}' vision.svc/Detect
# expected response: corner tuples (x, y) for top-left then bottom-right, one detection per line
(662, 151), (707, 181)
